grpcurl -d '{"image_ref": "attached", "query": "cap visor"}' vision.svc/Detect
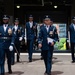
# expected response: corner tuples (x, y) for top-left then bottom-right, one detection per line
(44, 18), (50, 20)
(3, 18), (9, 19)
(29, 17), (33, 18)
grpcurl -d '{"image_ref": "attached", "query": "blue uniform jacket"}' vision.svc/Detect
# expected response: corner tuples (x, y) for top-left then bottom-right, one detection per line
(38, 24), (58, 50)
(0, 25), (15, 49)
(26, 22), (37, 40)
(69, 23), (75, 43)
(13, 26), (24, 43)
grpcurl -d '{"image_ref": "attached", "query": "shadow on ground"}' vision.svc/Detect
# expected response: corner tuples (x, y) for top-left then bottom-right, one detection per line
(51, 71), (63, 75)
(32, 58), (41, 62)
(5, 71), (24, 75)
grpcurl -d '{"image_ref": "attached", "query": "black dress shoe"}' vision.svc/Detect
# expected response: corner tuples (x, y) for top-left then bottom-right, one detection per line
(48, 73), (51, 75)
(1, 73), (4, 75)
(41, 57), (44, 60)
(72, 60), (75, 63)
(8, 70), (12, 74)
(29, 59), (32, 62)
(11, 62), (15, 65)
(17, 60), (20, 62)
(47, 73), (51, 75)
(44, 73), (51, 75)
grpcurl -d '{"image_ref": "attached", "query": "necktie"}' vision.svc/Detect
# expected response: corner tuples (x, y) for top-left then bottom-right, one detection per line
(46, 26), (49, 32)
(5, 24), (6, 27)
(15, 26), (18, 31)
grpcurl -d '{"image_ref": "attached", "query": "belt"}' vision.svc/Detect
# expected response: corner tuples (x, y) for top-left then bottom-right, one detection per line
(0, 37), (11, 40)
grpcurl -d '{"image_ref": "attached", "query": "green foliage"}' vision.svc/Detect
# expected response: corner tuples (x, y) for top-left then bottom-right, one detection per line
(55, 38), (66, 50)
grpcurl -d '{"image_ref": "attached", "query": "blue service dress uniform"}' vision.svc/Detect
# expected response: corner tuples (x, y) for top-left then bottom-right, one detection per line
(26, 21), (37, 61)
(69, 22), (75, 62)
(0, 25), (15, 74)
(11, 25), (24, 63)
(38, 24), (58, 74)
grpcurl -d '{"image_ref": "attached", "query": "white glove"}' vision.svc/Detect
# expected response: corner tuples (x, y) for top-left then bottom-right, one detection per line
(19, 37), (23, 41)
(24, 37), (26, 40)
(9, 46), (13, 51)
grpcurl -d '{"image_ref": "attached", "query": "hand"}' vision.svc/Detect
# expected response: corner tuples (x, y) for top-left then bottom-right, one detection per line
(19, 37), (23, 41)
(51, 42), (54, 46)
(9, 45), (13, 51)
(38, 44), (42, 48)
(24, 37), (27, 41)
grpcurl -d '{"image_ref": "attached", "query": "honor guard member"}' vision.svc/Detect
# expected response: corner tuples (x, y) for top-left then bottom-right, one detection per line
(0, 15), (15, 75)
(26, 15), (37, 62)
(38, 15), (58, 75)
(69, 17), (75, 63)
(11, 18), (24, 64)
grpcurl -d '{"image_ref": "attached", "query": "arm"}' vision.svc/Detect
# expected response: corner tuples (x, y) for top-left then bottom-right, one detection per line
(9, 27), (16, 51)
(21, 27), (25, 38)
(53, 27), (59, 44)
(38, 26), (43, 48)
(11, 26), (16, 46)
(24, 28), (27, 43)
(50, 27), (58, 46)
(19, 27), (25, 41)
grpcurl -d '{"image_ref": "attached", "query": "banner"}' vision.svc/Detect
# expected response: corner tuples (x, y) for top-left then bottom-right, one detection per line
(53, 23), (67, 50)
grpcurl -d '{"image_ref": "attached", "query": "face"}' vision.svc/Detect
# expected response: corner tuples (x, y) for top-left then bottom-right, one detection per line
(14, 22), (19, 25)
(29, 18), (33, 22)
(51, 21), (53, 25)
(44, 19), (51, 25)
(3, 19), (9, 24)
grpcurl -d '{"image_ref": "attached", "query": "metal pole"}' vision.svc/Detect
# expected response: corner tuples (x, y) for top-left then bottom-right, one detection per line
(14, 45), (24, 64)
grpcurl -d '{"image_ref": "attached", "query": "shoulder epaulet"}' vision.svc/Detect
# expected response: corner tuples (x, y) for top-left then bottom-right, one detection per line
(40, 24), (44, 28)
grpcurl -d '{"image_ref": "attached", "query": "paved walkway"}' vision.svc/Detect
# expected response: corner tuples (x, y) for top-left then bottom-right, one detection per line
(5, 53), (75, 75)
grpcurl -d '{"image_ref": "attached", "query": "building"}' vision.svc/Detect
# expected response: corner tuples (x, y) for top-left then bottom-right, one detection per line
(0, 0), (75, 52)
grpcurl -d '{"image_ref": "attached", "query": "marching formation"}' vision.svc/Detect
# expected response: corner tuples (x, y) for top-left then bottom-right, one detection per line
(0, 14), (75, 75)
